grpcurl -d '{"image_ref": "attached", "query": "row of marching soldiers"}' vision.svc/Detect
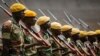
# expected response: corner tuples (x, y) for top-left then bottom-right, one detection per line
(0, 3), (99, 56)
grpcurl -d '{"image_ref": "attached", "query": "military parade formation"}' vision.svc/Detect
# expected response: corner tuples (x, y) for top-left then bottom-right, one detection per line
(0, 2), (100, 56)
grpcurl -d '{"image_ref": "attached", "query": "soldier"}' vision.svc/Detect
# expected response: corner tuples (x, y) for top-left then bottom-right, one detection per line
(36, 16), (52, 56)
(61, 25), (76, 56)
(61, 25), (73, 42)
(22, 10), (51, 56)
(79, 31), (90, 56)
(1, 3), (26, 56)
(87, 31), (97, 44)
(87, 31), (98, 56)
(79, 31), (88, 43)
(95, 30), (100, 44)
(21, 9), (38, 56)
(71, 28), (80, 42)
(81, 31), (96, 56)
(70, 28), (84, 56)
(95, 30), (100, 56)
(50, 22), (65, 56)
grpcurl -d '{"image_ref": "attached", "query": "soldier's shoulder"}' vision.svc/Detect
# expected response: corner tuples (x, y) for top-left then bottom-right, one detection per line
(3, 20), (12, 24)
(2, 20), (12, 29)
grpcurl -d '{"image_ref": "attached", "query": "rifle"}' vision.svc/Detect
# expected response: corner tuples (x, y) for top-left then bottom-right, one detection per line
(47, 29), (79, 56)
(58, 35), (84, 56)
(38, 9), (66, 48)
(0, 3), (50, 47)
(76, 40), (90, 55)
(84, 41), (96, 56)
(49, 29), (84, 56)
(64, 9), (97, 56)
(63, 11), (74, 26)
(68, 15), (91, 55)
(0, 5), (12, 17)
(78, 19), (96, 56)
(1, 0), (10, 8)
(46, 10), (83, 55)
(63, 11), (89, 56)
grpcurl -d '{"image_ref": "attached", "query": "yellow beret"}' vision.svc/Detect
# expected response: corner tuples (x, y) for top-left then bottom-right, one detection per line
(87, 31), (96, 36)
(71, 28), (80, 35)
(24, 10), (37, 17)
(61, 25), (73, 32)
(10, 3), (26, 12)
(79, 31), (87, 37)
(36, 16), (50, 25)
(95, 30), (100, 34)
(50, 22), (62, 29)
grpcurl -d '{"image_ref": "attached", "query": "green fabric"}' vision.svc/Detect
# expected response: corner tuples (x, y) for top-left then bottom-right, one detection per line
(36, 33), (52, 56)
(24, 32), (37, 56)
(2, 20), (24, 41)
(2, 20), (24, 56)
(96, 42), (100, 56)
(11, 23), (24, 41)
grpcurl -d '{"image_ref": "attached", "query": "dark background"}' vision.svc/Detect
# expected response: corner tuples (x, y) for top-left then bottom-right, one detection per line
(0, 0), (100, 36)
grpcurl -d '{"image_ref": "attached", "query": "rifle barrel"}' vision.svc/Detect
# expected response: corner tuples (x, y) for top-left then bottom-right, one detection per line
(38, 9), (46, 16)
(1, 0), (9, 8)
(64, 11), (72, 23)
(47, 9), (58, 20)
(0, 5), (12, 17)
(70, 15), (81, 25)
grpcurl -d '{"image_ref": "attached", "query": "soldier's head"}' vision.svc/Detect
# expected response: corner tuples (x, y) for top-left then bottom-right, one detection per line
(10, 3), (26, 22)
(22, 10), (37, 26)
(61, 25), (73, 37)
(71, 28), (80, 41)
(79, 30), (88, 42)
(95, 30), (100, 41)
(50, 22), (62, 36)
(87, 31), (96, 43)
(36, 16), (50, 30)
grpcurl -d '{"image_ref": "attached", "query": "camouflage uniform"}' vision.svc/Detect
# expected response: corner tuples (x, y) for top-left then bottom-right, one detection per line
(36, 31), (52, 56)
(97, 42), (100, 56)
(52, 39), (62, 56)
(24, 30), (38, 56)
(2, 20), (24, 56)
(95, 30), (100, 56)
(93, 38), (100, 56)
(37, 32), (62, 56)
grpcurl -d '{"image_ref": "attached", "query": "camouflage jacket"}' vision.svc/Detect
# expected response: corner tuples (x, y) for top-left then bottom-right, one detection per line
(24, 29), (38, 56)
(2, 20), (24, 56)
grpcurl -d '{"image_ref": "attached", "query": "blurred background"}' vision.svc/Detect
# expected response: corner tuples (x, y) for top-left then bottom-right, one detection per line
(0, 0), (100, 36)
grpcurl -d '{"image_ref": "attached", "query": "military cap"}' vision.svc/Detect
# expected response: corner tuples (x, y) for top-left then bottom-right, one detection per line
(87, 31), (96, 36)
(71, 28), (80, 35)
(50, 22), (62, 29)
(61, 25), (73, 32)
(36, 16), (50, 25)
(95, 30), (100, 35)
(24, 10), (37, 17)
(10, 3), (26, 12)
(79, 31), (87, 37)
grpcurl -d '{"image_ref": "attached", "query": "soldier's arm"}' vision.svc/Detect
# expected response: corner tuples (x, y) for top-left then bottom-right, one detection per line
(23, 42), (50, 49)
(52, 36), (64, 47)
(36, 45), (51, 49)
(53, 47), (66, 52)
(1, 20), (12, 50)
(41, 39), (51, 47)
(34, 31), (51, 47)
(24, 43), (42, 49)
(2, 20), (12, 39)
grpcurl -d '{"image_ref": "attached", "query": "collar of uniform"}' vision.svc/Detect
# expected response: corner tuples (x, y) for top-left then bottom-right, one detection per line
(12, 19), (20, 27)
